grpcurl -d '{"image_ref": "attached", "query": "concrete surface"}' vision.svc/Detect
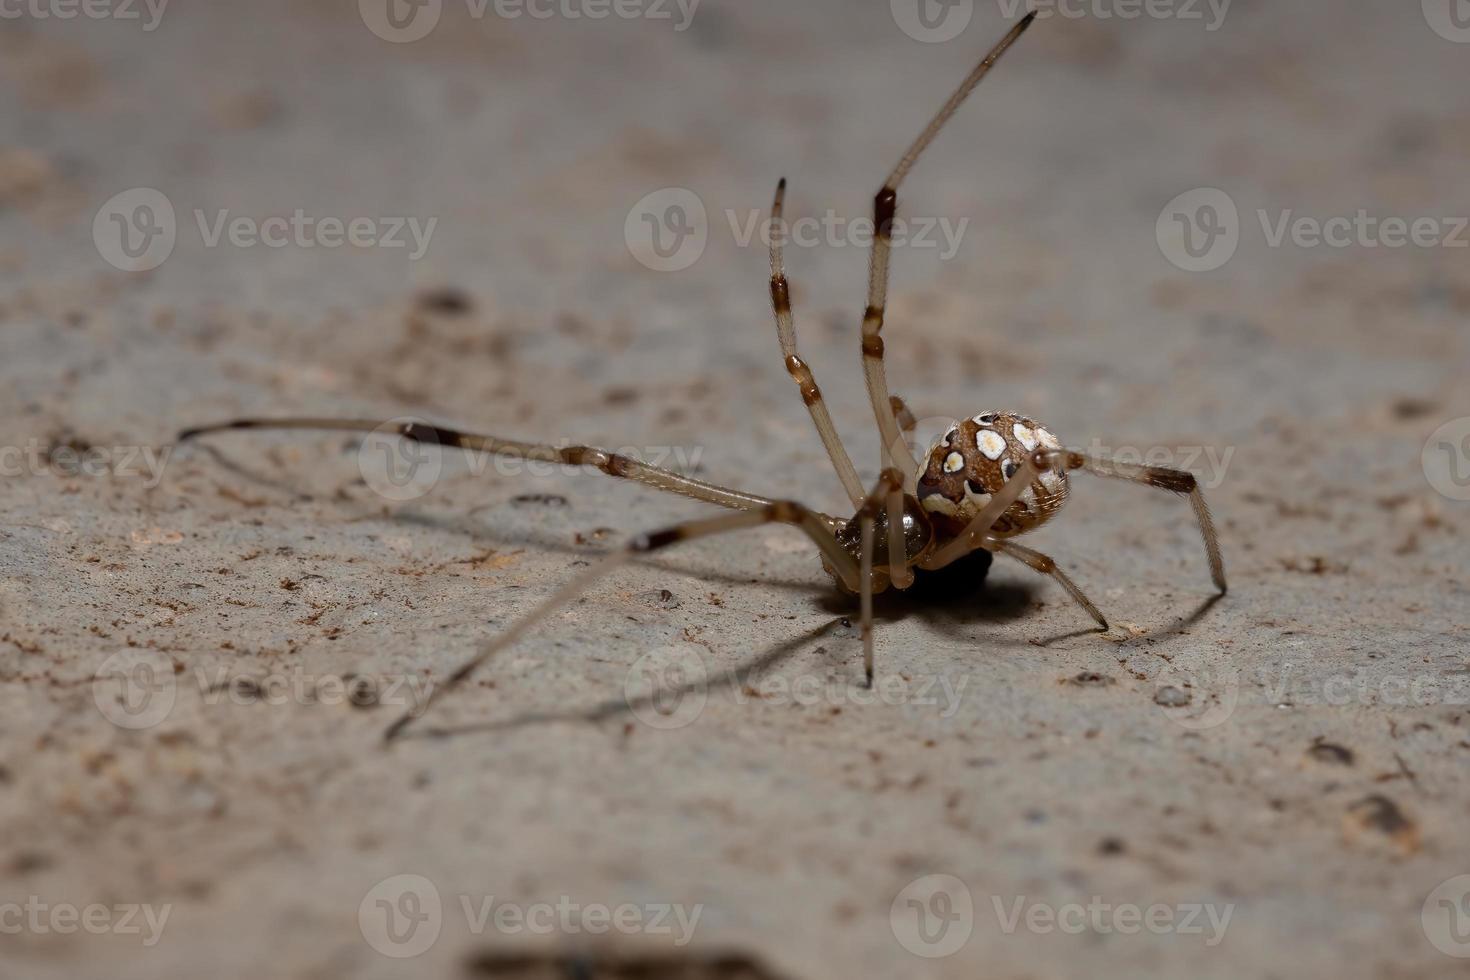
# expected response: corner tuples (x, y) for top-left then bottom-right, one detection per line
(1, 0), (1468, 977)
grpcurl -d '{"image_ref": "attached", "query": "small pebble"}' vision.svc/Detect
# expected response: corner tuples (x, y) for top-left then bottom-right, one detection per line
(1154, 685), (1191, 707)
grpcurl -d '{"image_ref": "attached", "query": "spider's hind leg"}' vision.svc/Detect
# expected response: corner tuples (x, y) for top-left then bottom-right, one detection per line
(1063, 449), (1227, 594)
(384, 498), (863, 741)
(987, 537), (1108, 630)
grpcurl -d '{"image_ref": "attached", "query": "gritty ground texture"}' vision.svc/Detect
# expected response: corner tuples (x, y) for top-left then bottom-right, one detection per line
(2, 1), (1469, 977)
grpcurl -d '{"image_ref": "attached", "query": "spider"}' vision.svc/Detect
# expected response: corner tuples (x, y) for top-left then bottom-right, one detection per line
(178, 12), (1225, 741)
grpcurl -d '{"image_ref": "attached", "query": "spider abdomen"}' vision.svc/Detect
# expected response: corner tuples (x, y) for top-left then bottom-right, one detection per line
(917, 412), (1068, 538)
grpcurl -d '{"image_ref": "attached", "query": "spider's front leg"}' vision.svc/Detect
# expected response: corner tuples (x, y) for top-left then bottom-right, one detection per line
(178, 417), (773, 513)
(855, 13), (1038, 487)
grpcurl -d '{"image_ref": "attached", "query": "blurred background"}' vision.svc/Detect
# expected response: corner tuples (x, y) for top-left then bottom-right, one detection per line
(1, 1), (1467, 977)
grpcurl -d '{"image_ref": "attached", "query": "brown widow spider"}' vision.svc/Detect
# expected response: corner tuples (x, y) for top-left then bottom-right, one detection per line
(179, 12), (1225, 741)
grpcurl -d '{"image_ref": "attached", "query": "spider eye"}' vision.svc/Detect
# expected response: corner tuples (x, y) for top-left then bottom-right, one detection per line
(1001, 459), (1019, 481)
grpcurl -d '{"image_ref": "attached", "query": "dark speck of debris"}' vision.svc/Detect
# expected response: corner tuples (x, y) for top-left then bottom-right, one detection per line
(1154, 685), (1191, 707)
(10, 851), (54, 874)
(510, 493), (568, 507)
(1391, 397), (1437, 420)
(46, 434), (94, 466)
(643, 588), (681, 610)
(1343, 794), (1420, 854)
(602, 386), (640, 406)
(1097, 837), (1127, 856)
(346, 676), (380, 708)
(415, 287), (473, 315)
(1307, 739), (1355, 766)
(1065, 671), (1115, 687)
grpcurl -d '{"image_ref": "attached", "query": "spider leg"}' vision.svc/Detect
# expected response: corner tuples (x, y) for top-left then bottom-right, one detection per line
(1062, 450), (1227, 593)
(769, 179), (866, 508)
(883, 481), (914, 590)
(878, 395), (918, 590)
(889, 394), (917, 437)
(178, 417), (773, 513)
(383, 499), (862, 741)
(859, 12), (1037, 485)
(852, 468), (905, 684)
(986, 537), (1108, 630)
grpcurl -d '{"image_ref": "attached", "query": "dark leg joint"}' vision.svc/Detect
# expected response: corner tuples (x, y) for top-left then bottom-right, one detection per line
(179, 419), (260, 441)
(861, 334), (885, 358)
(400, 422), (464, 448)
(874, 187), (897, 239)
(770, 276), (790, 311)
(600, 453), (635, 478)
(1146, 468), (1197, 494)
(632, 528), (684, 552)
(766, 501), (804, 523)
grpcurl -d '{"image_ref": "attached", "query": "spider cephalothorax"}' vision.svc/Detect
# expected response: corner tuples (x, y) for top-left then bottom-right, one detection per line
(917, 412), (1068, 538)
